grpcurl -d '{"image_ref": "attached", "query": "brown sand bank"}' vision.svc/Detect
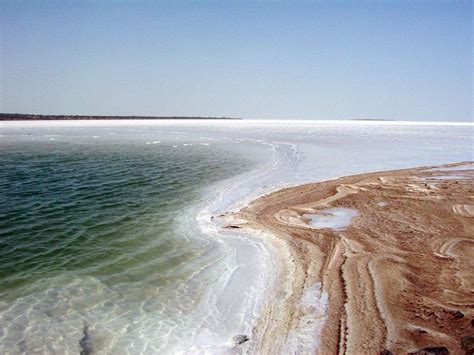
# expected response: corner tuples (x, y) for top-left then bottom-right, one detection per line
(232, 162), (474, 354)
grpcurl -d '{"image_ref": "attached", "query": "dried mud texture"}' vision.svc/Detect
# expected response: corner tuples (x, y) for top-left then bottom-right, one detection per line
(236, 162), (474, 354)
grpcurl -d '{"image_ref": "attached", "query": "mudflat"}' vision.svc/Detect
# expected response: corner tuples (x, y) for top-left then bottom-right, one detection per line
(235, 162), (473, 354)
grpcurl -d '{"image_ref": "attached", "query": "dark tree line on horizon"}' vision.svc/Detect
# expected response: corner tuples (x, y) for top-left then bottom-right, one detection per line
(0, 113), (241, 121)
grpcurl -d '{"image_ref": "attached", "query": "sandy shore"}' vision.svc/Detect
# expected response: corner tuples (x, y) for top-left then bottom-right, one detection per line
(226, 162), (473, 354)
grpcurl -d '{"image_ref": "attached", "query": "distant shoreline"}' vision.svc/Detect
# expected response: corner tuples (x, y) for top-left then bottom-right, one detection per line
(1, 114), (471, 125)
(0, 113), (241, 121)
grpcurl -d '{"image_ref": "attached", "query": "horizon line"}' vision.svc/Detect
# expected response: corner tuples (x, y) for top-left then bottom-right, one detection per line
(1, 112), (472, 124)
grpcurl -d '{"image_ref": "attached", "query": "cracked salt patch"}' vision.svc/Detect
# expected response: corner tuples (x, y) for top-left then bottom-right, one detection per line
(304, 208), (359, 230)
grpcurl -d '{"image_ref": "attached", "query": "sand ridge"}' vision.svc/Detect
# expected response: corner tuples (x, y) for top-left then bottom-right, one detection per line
(232, 162), (473, 354)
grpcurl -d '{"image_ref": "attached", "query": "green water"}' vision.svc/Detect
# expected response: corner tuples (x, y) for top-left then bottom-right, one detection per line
(0, 140), (252, 353)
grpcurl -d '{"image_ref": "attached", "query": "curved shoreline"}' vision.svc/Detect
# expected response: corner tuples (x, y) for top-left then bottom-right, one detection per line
(230, 161), (473, 354)
(174, 139), (302, 352)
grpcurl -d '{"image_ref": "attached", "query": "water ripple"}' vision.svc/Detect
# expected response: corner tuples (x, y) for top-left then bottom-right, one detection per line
(0, 141), (251, 353)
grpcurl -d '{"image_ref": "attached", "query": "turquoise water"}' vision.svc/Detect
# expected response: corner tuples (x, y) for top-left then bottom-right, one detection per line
(0, 140), (253, 353)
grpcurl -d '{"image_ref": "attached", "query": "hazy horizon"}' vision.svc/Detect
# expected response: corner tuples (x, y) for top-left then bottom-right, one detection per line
(1, 1), (472, 122)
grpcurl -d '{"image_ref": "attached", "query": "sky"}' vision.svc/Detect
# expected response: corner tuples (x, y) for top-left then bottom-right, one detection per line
(0, 1), (472, 121)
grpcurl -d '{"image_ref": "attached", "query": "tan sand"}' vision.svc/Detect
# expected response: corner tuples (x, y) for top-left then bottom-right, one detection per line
(231, 162), (474, 354)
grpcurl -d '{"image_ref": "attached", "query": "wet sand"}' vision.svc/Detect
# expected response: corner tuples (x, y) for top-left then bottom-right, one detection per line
(231, 162), (474, 354)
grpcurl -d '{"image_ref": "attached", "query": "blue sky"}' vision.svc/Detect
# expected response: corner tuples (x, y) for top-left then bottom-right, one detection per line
(0, 1), (472, 121)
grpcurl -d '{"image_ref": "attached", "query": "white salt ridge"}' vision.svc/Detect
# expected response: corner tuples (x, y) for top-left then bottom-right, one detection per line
(427, 174), (471, 180)
(283, 282), (328, 354)
(428, 163), (473, 172)
(172, 140), (299, 353)
(304, 208), (359, 230)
